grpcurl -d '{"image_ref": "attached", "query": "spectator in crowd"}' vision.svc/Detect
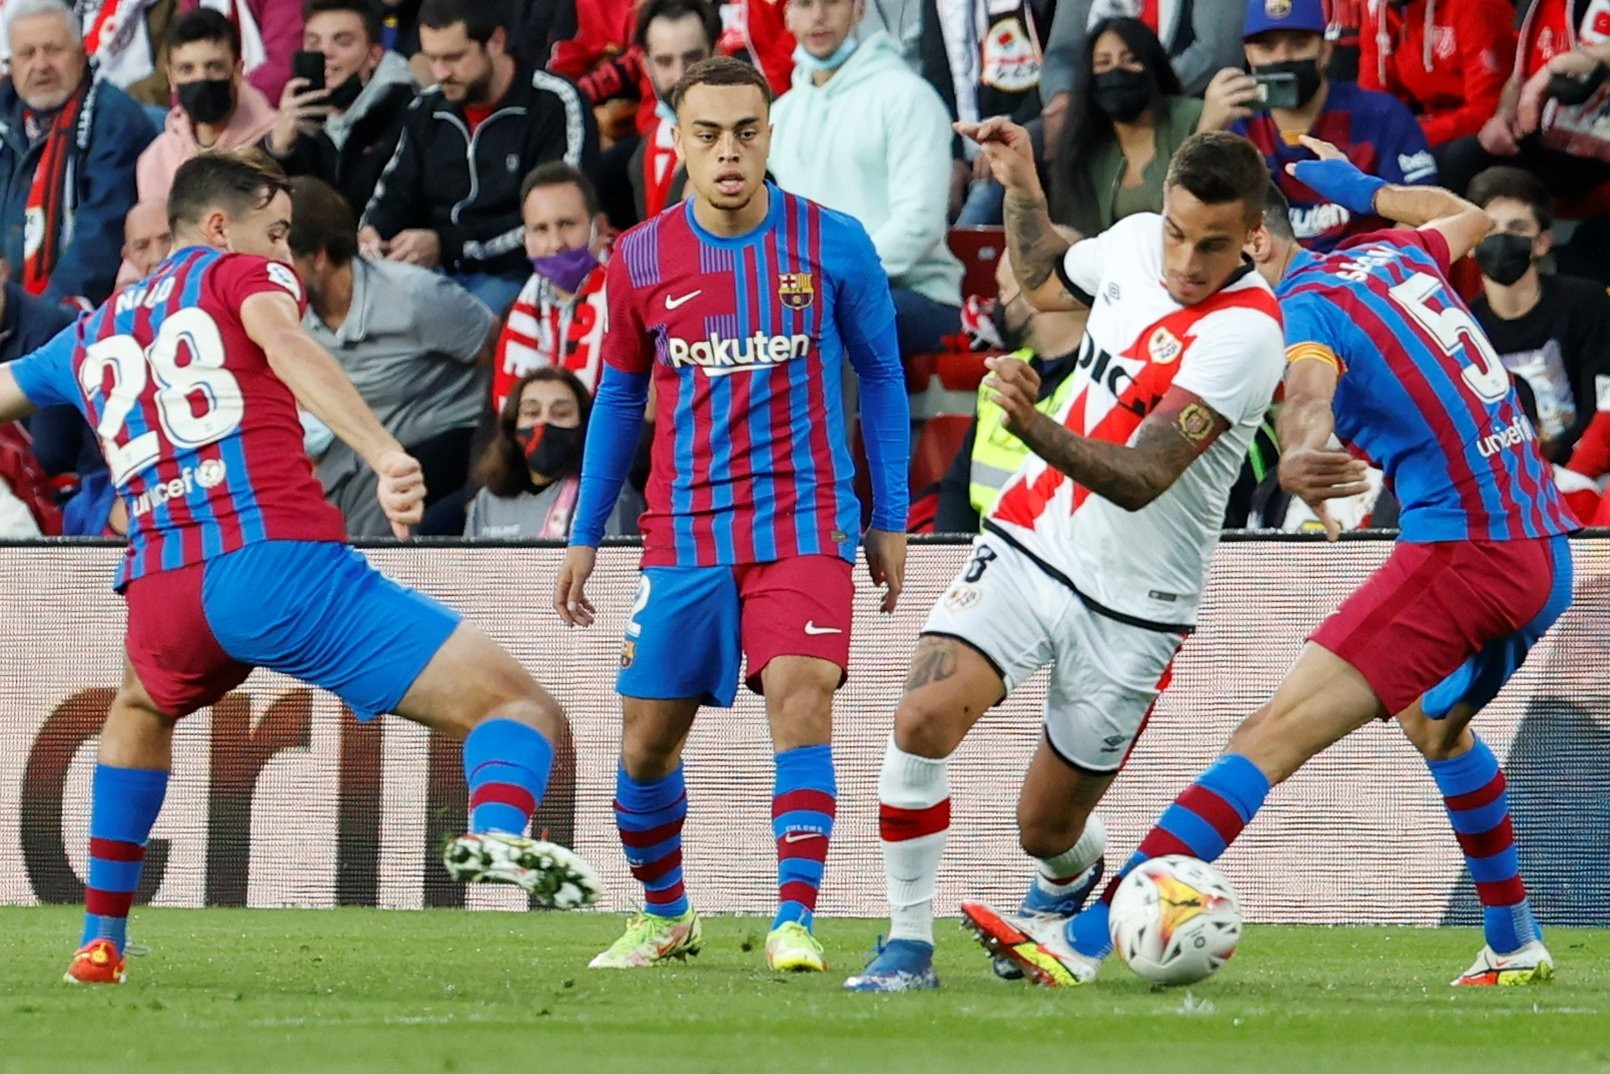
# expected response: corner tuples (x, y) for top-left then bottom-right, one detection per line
(358, 0), (598, 316)
(770, 0), (963, 358)
(264, 0), (416, 214)
(136, 8), (279, 200)
(1232, 0), (1436, 252)
(289, 175), (497, 537)
(12, 0), (184, 115)
(542, 0), (637, 82)
(180, 0), (305, 103)
(1466, 166), (1610, 465)
(464, 367), (643, 540)
(857, 0), (923, 66)
(1039, 0), (1244, 154)
(921, 0), (1056, 225)
(729, 0), (796, 96)
(113, 196), (173, 285)
(493, 162), (611, 414)
(1357, 0), (1516, 162)
(1047, 17), (1253, 235)
(0, 0), (154, 307)
(934, 233), (1084, 533)
(1437, 0), (1610, 200)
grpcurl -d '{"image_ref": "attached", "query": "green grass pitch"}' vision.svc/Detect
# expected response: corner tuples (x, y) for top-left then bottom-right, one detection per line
(2, 907), (1607, 1074)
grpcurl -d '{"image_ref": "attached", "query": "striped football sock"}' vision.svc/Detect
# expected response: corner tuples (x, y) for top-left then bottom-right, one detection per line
(877, 739), (950, 946)
(81, 764), (169, 954)
(463, 718), (554, 835)
(615, 764), (689, 918)
(1069, 753), (1270, 958)
(1428, 734), (1542, 954)
(771, 744), (836, 931)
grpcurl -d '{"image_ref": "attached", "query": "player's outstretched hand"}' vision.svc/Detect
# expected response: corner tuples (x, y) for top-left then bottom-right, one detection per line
(864, 528), (907, 614)
(983, 353), (1042, 435)
(1293, 135), (1347, 162)
(953, 118), (1040, 196)
(375, 449), (425, 539)
(554, 545), (598, 628)
(1278, 446), (1370, 542)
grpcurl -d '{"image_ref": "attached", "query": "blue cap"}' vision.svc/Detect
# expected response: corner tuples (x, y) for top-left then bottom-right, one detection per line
(1243, 0), (1327, 39)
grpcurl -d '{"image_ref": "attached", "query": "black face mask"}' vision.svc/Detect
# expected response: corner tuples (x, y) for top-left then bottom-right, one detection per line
(990, 299), (1029, 353)
(323, 72), (364, 112)
(516, 422), (584, 478)
(1474, 232), (1535, 286)
(177, 77), (235, 125)
(1252, 58), (1323, 109)
(1093, 67), (1153, 124)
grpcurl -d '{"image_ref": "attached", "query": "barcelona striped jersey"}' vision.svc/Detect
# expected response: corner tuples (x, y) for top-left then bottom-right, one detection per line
(10, 247), (345, 588)
(1279, 228), (1577, 543)
(572, 183), (909, 567)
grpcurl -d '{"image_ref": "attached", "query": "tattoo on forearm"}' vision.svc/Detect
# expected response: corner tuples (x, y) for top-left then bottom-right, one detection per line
(1003, 191), (1071, 294)
(1012, 389), (1228, 511)
(905, 638), (958, 691)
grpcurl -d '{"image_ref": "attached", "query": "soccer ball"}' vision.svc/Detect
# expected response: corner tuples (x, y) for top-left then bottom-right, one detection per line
(1108, 855), (1242, 986)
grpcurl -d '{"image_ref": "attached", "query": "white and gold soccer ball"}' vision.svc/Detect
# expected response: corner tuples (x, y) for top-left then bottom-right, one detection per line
(1108, 855), (1242, 985)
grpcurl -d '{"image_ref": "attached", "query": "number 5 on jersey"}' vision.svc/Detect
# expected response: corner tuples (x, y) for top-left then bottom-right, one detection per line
(79, 307), (245, 485)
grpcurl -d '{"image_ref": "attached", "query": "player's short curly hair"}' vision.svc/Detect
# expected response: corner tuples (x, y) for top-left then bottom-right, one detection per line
(1166, 132), (1271, 224)
(669, 55), (772, 114)
(168, 149), (292, 233)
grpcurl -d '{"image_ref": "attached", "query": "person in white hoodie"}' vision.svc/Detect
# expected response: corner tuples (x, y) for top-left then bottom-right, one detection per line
(771, 0), (964, 359)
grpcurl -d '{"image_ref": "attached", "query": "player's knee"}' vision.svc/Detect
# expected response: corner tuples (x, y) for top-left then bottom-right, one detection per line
(891, 694), (957, 759)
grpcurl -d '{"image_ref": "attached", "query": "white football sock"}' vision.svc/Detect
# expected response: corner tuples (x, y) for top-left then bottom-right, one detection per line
(878, 738), (950, 946)
(1033, 814), (1106, 897)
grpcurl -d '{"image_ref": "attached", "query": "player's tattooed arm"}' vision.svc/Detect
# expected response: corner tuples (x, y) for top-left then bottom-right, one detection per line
(1002, 191), (1083, 312)
(988, 358), (1229, 511)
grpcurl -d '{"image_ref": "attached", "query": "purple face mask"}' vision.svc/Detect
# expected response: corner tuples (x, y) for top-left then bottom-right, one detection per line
(531, 245), (599, 293)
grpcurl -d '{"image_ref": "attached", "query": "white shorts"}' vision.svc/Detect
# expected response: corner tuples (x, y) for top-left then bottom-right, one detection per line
(923, 537), (1187, 772)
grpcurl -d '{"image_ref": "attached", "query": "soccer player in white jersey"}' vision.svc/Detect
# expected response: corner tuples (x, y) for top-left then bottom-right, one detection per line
(844, 125), (1287, 991)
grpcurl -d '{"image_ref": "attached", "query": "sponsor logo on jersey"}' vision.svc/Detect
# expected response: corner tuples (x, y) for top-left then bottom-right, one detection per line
(266, 262), (302, 300)
(1074, 336), (1147, 416)
(1476, 413), (1537, 458)
(777, 272), (815, 310)
(1290, 202), (1352, 240)
(1398, 151), (1437, 183)
(130, 459), (229, 517)
(667, 331), (810, 376)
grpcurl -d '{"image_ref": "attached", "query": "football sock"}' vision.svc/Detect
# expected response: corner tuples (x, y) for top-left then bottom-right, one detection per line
(877, 739), (949, 946)
(1069, 753), (1269, 958)
(615, 763), (689, 918)
(463, 718), (554, 835)
(1427, 734), (1541, 954)
(1032, 815), (1106, 898)
(771, 744), (836, 931)
(81, 764), (169, 954)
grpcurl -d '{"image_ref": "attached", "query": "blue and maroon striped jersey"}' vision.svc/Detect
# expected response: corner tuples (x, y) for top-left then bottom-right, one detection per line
(1279, 228), (1577, 543)
(573, 183), (908, 567)
(10, 247), (345, 588)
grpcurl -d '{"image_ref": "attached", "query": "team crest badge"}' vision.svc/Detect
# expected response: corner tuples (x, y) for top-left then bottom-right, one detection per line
(1147, 326), (1183, 364)
(619, 641), (636, 669)
(777, 272), (815, 310)
(1265, 0), (1292, 17)
(944, 585), (982, 613)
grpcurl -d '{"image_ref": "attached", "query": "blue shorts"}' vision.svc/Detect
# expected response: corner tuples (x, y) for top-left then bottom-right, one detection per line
(1422, 534), (1573, 718)
(615, 557), (854, 708)
(123, 540), (461, 719)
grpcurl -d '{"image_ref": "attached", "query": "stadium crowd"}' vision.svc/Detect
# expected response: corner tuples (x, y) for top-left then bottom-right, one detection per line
(2, 0), (1610, 539)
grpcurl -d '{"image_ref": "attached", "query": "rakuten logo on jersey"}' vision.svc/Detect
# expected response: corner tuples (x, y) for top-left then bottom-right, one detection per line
(131, 459), (227, 517)
(667, 332), (810, 377)
(1291, 202), (1351, 239)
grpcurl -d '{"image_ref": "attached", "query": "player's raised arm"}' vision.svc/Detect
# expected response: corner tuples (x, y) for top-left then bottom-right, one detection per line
(240, 289), (424, 538)
(1287, 138), (1495, 261)
(957, 118), (1085, 312)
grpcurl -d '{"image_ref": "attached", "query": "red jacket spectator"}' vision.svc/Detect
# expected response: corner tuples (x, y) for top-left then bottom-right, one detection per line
(726, 0), (793, 96)
(1359, 0), (1516, 146)
(547, 0), (639, 80)
(181, 0), (305, 103)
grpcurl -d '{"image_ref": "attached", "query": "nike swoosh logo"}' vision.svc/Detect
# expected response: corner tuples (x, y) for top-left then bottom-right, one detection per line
(665, 290), (701, 310)
(803, 621), (843, 635)
(782, 831), (824, 843)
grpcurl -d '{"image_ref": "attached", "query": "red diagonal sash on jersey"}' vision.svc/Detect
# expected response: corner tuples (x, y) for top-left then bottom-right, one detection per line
(994, 285), (1278, 525)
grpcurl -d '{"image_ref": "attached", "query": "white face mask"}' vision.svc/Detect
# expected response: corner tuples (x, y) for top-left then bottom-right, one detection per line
(792, 35), (859, 73)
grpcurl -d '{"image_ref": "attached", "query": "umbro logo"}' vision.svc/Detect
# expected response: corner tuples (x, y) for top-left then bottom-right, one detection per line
(665, 289), (702, 310)
(1105, 282), (1120, 302)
